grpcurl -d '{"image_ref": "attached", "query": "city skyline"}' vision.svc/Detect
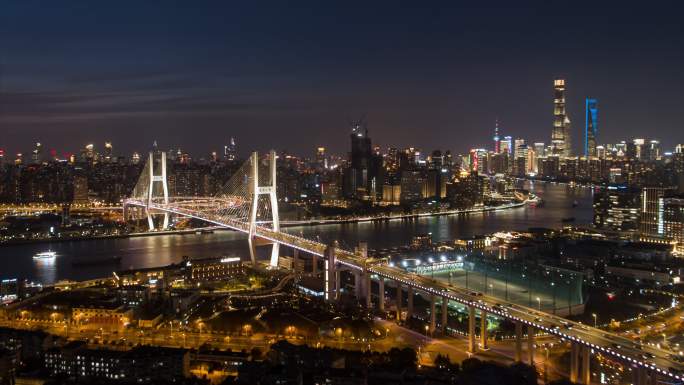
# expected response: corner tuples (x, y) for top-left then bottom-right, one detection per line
(2, 4), (684, 385)
(1, 3), (683, 156)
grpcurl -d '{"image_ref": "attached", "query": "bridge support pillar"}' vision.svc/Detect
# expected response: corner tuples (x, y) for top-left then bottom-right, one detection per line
(312, 254), (318, 275)
(468, 306), (476, 354)
(293, 249), (299, 272)
(581, 345), (590, 385)
(335, 269), (341, 300)
(649, 369), (658, 385)
(378, 277), (385, 312)
(634, 367), (649, 385)
(441, 298), (448, 335)
(407, 286), (414, 320)
(364, 270), (371, 308)
(570, 343), (579, 383)
(353, 271), (361, 297)
(396, 282), (403, 321)
(142, 151), (170, 231)
(429, 295), (436, 335)
(527, 325), (535, 365)
(246, 151), (280, 267)
(514, 322), (523, 362)
(480, 310), (488, 350)
(325, 246), (336, 301)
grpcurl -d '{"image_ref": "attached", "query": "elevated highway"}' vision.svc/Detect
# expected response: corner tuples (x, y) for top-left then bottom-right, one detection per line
(123, 150), (679, 385)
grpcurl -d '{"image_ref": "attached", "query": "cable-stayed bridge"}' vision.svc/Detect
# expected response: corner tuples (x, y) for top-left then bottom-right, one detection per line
(123, 150), (682, 385)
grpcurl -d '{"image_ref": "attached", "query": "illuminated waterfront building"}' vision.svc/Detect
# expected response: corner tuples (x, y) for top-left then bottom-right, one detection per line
(593, 185), (640, 231)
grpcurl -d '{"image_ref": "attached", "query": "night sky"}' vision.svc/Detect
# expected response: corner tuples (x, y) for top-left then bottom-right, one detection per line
(1, 2), (683, 158)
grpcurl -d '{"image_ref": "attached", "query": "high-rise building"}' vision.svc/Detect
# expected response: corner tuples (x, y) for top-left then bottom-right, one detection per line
(72, 174), (89, 204)
(224, 137), (237, 162)
(514, 139), (525, 157)
(648, 140), (661, 161)
(104, 142), (113, 162)
(31, 142), (42, 164)
(500, 136), (512, 154)
(315, 147), (327, 169)
(399, 169), (426, 203)
(659, 196), (684, 254)
(344, 120), (383, 200)
(514, 144), (528, 177)
(584, 98), (598, 157)
(493, 120), (501, 153)
(640, 187), (674, 236)
(593, 185), (640, 231)
(551, 78), (571, 156)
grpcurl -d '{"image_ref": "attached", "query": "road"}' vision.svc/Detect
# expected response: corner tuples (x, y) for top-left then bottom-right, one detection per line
(371, 265), (684, 381)
(125, 196), (684, 381)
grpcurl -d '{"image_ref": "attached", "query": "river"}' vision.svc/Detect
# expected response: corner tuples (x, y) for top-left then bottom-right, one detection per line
(0, 181), (594, 284)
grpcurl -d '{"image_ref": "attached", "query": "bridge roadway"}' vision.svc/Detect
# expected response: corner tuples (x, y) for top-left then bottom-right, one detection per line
(125, 198), (684, 382)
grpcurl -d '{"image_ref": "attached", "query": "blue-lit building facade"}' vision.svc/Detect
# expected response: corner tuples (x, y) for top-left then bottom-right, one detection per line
(585, 98), (598, 157)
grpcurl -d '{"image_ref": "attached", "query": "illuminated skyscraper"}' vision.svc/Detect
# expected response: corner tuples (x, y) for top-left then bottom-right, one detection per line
(224, 137), (237, 162)
(32, 142), (42, 164)
(514, 138), (525, 157)
(500, 136), (512, 154)
(640, 187), (673, 236)
(584, 98), (598, 157)
(551, 78), (571, 156)
(104, 142), (113, 162)
(493, 120), (500, 153)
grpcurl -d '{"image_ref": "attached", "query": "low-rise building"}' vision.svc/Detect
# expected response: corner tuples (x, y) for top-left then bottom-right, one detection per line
(45, 342), (189, 381)
(182, 256), (245, 282)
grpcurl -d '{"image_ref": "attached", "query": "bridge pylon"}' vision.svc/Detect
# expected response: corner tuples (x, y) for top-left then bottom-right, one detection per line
(127, 151), (170, 231)
(247, 150), (280, 267)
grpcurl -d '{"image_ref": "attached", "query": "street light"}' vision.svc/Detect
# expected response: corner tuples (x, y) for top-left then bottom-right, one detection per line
(536, 297), (541, 311)
(592, 313), (597, 328)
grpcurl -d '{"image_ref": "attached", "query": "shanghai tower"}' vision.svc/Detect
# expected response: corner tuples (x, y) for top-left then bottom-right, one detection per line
(551, 78), (571, 157)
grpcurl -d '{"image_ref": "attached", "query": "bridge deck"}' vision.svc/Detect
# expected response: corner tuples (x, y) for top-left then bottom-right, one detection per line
(123, 198), (684, 380)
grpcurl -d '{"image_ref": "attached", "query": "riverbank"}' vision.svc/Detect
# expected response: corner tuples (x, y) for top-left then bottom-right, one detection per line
(0, 199), (531, 246)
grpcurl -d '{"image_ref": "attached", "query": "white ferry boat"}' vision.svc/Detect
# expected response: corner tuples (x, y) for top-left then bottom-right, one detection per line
(33, 251), (57, 260)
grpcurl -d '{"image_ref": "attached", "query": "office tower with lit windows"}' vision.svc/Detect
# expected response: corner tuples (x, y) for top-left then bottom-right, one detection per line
(224, 137), (237, 162)
(514, 144), (528, 177)
(593, 185), (640, 231)
(514, 139), (525, 156)
(344, 120), (383, 200)
(104, 142), (113, 162)
(31, 142), (42, 164)
(551, 78), (571, 156)
(500, 136), (512, 154)
(659, 196), (684, 254)
(584, 98), (598, 157)
(316, 147), (327, 169)
(648, 140), (661, 161)
(640, 187), (674, 236)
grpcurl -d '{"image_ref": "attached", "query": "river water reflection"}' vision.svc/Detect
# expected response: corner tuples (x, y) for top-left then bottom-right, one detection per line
(0, 181), (594, 284)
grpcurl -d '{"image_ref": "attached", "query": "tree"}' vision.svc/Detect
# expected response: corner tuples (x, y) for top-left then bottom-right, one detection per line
(434, 354), (459, 372)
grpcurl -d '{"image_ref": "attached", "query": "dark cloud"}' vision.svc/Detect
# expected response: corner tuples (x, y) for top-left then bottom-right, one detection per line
(1, 1), (683, 156)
